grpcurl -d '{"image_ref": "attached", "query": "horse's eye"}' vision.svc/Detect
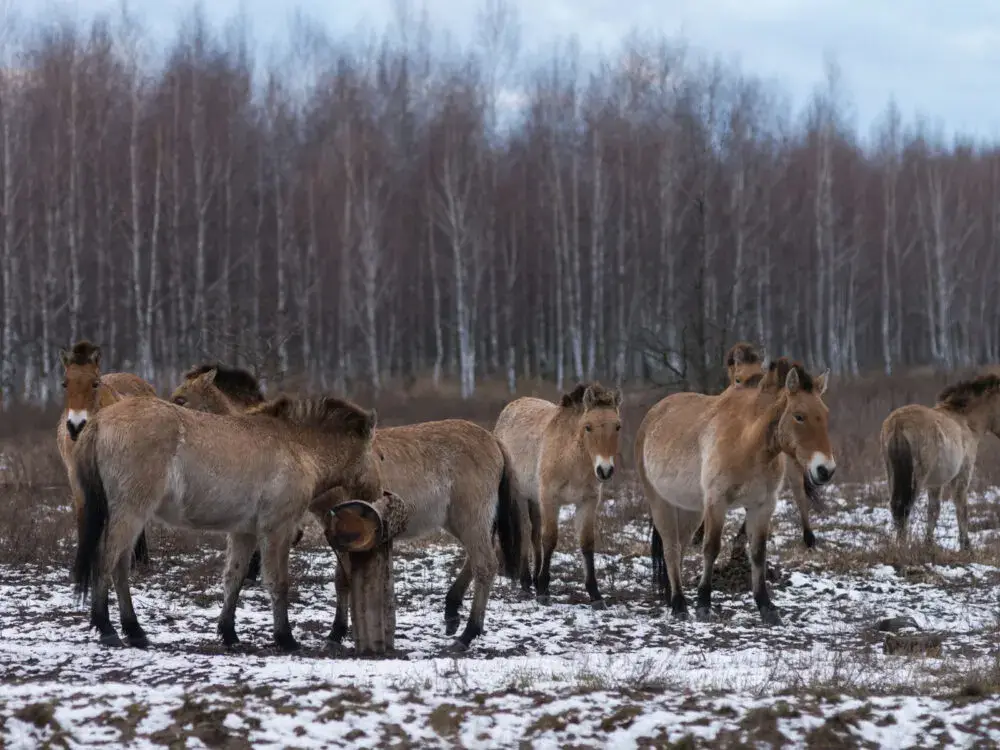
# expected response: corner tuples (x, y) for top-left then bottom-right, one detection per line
(61, 380), (67, 389)
(585, 425), (592, 432)
(92, 381), (100, 389)
(615, 423), (621, 431)
(174, 397), (187, 406)
(794, 414), (805, 423)
(735, 377), (742, 384)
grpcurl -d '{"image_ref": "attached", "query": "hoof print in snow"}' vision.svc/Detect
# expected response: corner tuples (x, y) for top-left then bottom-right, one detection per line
(875, 615), (921, 634)
(883, 633), (943, 657)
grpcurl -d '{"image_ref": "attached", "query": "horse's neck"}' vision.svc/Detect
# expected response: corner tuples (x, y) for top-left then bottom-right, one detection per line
(95, 384), (120, 412)
(939, 404), (988, 436)
(728, 389), (785, 461)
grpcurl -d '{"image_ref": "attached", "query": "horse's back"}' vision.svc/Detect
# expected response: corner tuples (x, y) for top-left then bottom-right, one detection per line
(493, 397), (556, 500)
(102, 372), (157, 399)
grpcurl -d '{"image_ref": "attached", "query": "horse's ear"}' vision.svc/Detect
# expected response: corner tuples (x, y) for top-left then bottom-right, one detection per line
(785, 367), (801, 394)
(731, 347), (745, 366)
(203, 367), (218, 385)
(59, 348), (70, 368)
(88, 345), (101, 367)
(365, 408), (378, 437)
(814, 369), (830, 396)
(329, 500), (383, 552)
(613, 387), (623, 408)
(582, 385), (597, 411)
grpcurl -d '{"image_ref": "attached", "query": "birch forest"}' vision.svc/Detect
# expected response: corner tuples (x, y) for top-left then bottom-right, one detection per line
(0, 5), (994, 405)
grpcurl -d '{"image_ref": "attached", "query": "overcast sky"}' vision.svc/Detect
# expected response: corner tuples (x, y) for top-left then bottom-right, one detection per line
(29, 0), (1000, 141)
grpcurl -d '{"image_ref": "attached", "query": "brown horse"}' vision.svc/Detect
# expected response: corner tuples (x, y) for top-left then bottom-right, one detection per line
(169, 368), (524, 652)
(71, 392), (383, 651)
(637, 359), (834, 625)
(493, 382), (623, 607)
(692, 342), (822, 550)
(57, 340), (157, 563)
(881, 374), (1000, 551)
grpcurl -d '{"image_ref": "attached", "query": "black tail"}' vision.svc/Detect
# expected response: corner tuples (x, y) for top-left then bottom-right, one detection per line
(71, 426), (109, 604)
(132, 530), (150, 567)
(650, 521), (668, 596)
(887, 427), (916, 533)
(494, 447), (524, 580)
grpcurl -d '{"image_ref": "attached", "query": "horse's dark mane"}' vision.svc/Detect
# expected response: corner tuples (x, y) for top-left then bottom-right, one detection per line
(560, 381), (619, 409)
(185, 363), (264, 406)
(937, 374), (1000, 411)
(763, 357), (815, 393)
(726, 342), (762, 368)
(742, 372), (765, 387)
(249, 395), (376, 438)
(64, 340), (100, 366)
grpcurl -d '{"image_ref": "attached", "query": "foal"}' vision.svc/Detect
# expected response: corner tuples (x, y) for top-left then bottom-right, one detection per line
(882, 373), (1000, 550)
(57, 340), (157, 562)
(638, 359), (835, 625)
(494, 382), (623, 607)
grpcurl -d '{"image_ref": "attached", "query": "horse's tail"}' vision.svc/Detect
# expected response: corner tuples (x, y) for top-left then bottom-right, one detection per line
(886, 425), (916, 534)
(494, 443), (524, 580)
(649, 521), (668, 597)
(72, 423), (109, 604)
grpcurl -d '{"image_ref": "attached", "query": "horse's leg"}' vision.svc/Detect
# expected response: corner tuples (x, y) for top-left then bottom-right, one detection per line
(534, 491), (560, 605)
(790, 471), (816, 549)
(695, 498), (726, 622)
(650, 500), (686, 619)
(520, 496), (540, 595)
(260, 528), (298, 652)
(924, 486), (942, 548)
(113, 547), (148, 648)
(745, 497), (781, 626)
(575, 494), (605, 607)
(327, 555), (352, 649)
(450, 547), (497, 652)
(529, 497), (542, 590)
(217, 532), (257, 648)
(952, 466), (973, 552)
(245, 549), (262, 584)
(445, 557), (473, 636)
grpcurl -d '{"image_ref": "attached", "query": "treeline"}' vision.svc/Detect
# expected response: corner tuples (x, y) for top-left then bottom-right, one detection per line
(0, 4), (994, 404)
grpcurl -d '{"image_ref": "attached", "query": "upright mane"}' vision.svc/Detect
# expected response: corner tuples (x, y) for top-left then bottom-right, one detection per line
(726, 342), (762, 368)
(760, 357), (815, 393)
(185, 363), (264, 406)
(64, 340), (101, 367)
(248, 395), (376, 438)
(937, 374), (1000, 412)
(560, 381), (620, 409)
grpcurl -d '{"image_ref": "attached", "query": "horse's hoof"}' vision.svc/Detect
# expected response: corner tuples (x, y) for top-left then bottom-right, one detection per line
(100, 632), (124, 648)
(670, 609), (688, 622)
(803, 530), (817, 549)
(126, 633), (150, 649)
(325, 640), (345, 657)
(695, 607), (713, 623)
(444, 619), (460, 637)
(760, 608), (783, 627)
(517, 588), (534, 601)
(535, 594), (551, 606)
(589, 598), (608, 611)
(274, 633), (300, 652)
(447, 639), (470, 655)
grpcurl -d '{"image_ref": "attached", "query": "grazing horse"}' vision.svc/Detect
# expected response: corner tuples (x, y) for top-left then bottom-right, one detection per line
(881, 374), (1000, 551)
(692, 342), (822, 550)
(494, 382), (623, 607)
(57, 340), (157, 563)
(71, 393), (383, 651)
(637, 359), (834, 625)
(168, 367), (524, 652)
(171, 364), (305, 582)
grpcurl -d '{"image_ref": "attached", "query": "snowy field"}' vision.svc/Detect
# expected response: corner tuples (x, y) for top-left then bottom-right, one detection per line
(4, 483), (1000, 748)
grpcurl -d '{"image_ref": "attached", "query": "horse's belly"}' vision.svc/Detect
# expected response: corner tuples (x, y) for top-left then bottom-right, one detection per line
(647, 468), (703, 512)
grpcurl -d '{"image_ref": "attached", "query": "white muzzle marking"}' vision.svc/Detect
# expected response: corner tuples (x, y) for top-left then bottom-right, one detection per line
(807, 452), (836, 485)
(594, 455), (615, 481)
(66, 409), (89, 429)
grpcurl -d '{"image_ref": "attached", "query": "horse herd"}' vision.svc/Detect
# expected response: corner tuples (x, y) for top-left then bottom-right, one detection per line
(53, 339), (1000, 654)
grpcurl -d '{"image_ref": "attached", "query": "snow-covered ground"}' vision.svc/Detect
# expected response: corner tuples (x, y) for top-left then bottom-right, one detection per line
(3, 482), (1000, 748)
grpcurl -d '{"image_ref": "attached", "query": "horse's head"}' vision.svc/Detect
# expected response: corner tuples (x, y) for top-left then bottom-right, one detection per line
(60, 341), (102, 441)
(773, 363), (835, 487)
(170, 368), (231, 414)
(562, 382), (624, 482)
(726, 341), (764, 387)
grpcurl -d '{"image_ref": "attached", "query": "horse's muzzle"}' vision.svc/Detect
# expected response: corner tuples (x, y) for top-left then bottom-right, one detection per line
(595, 465), (615, 481)
(66, 420), (85, 441)
(810, 465), (834, 486)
